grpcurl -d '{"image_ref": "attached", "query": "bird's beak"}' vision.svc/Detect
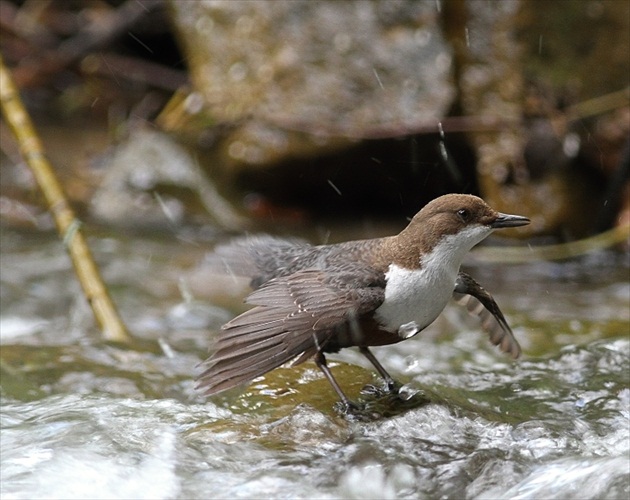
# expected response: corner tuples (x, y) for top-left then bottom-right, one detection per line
(491, 212), (530, 228)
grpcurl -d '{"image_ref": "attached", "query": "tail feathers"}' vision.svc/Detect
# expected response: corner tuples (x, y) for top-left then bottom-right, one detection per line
(203, 239), (258, 278)
(203, 235), (310, 286)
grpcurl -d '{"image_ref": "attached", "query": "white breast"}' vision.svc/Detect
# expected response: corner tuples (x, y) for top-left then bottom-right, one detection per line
(375, 263), (455, 336)
(375, 225), (491, 336)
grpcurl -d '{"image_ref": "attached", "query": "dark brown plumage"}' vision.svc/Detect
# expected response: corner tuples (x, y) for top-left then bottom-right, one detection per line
(196, 194), (529, 408)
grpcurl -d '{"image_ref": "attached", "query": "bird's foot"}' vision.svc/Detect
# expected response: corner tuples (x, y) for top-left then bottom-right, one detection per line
(333, 399), (362, 418)
(360, 379), (403, 397)
(359, 384), (381, 396)
(333, 399), (383, 421)
(386, 379), (403, 394)
(334, 398), (360, 414)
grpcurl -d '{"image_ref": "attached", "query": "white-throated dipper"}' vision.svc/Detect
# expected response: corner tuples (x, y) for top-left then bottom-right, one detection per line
(196, 194), (530, 410)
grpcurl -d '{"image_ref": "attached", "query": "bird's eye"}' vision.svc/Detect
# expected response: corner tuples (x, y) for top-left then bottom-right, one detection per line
(457, 208), (470, 221)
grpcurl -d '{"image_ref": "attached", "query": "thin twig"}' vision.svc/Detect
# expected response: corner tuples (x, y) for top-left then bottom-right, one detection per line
(473, 224), (630, 263)
(81, 52), (188, 92)
(0, 54), (131, 344)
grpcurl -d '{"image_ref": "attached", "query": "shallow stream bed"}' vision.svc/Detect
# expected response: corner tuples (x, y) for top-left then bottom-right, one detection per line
(1, 227), (628, 499)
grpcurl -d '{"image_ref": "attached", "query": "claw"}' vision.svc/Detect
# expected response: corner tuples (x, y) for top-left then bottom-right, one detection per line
(387, 379), (402, 394)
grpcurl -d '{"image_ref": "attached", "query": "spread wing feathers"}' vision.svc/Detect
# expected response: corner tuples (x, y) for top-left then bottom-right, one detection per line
(196, 267), (385, 396)
(453, 272), (522, 359)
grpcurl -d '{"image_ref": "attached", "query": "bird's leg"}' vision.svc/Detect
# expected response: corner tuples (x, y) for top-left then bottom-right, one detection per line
(314, 352), (358, 411)
(359, 346), (401, 393)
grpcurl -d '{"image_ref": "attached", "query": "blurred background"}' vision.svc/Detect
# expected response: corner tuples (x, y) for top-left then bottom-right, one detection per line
(1, 0), (628, 237)
(1, 2), (629, 499)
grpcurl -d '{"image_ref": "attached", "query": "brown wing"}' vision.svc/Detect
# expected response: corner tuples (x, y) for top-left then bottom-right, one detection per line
(453, 272), (522, 359)
(196, 266), (385, 396)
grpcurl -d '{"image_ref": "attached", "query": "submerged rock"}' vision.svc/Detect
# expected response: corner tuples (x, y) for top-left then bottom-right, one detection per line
(90, 129), (246, 230)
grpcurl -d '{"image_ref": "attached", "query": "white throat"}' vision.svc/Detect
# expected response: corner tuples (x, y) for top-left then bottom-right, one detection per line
(375, 224), (492, 336)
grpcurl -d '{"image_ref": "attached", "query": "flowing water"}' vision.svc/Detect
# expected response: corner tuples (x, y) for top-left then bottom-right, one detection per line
(1, 226), (628, 499)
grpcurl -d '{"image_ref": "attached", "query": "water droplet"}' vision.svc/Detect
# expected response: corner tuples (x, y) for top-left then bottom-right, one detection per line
(399, 321), (419, 339)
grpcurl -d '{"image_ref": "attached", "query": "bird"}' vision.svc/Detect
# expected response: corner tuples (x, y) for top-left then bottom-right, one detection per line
(196, 194), (530, 410)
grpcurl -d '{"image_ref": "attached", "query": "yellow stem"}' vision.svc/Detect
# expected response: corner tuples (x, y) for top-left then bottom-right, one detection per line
(0, 54), (131, 343)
